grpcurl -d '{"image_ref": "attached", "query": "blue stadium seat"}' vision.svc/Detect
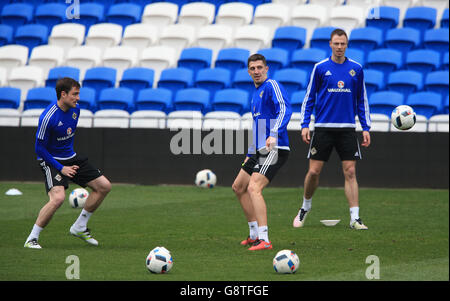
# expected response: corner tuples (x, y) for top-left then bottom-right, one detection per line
(177, 47), (213, 78)
(82, 67), (117, 100)
(384, 28), (421, 60)
(106, 3), (142, 27)
(0, 3), (34, 32)
(14, 24), (48, 53)
(232, 68), (254, 102)
(271, 26), (306, 59)
(364, 69), (384, 98)
(442, 8), (449, 28)
(424, 70), (449, 102)
(0, 24), (13, 46)
(215, 48), (250, 79)
(290, 90), (306, 113)
(273, 68), (308, 99)
(346, 48), (365, 66)
(257, 48), (289, 77)
(369, 91), (403, 116)
(174, 88), (210, 112)
(24, 87), (57, 110)
(403, 6), (437, 41)
(78, 87), (96, 112)
(0, 87), (21, 109)
(310, 27), (336, 56)
(35, 3), (67, 33)
(366, 49), (402, 79)
(212, 89), (249, 114)
(349, 27), (383, 58)
(71, 3), (105, 31)
(423, 28), (449, 56)
(158, 67), (193, 96)
(195, 67), (231, 101)
(443, 52), (449, 70)
(444, 95), (449, 114)
(46, 66), (81, 87)
(136, 88), (173, 113)
(387, 70), (423, 99)
(290, 48), (327, 77)
(405, 49), (440, 75)
(98, 87), (134, 112)
(119, 67), (154, 101)
(406, 91), (442, 118)
(366, 6), (400, 37)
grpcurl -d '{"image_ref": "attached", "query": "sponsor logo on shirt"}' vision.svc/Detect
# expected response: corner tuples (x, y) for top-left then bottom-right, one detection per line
(327, 80), (351, 93)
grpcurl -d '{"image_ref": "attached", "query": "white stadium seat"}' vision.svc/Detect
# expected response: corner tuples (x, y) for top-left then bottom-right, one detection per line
(8, 66), (44, 103)
(271, 0), (305, 9)
(253, 3), (290, 35)
(65, 46), (102, 81)
(216, 2), (254, 33)
(291, 4), (328, 47)
(93, 109), (130, 128)
(20, 108), (44, 127)
(241, 112), (253, 130)
(0, 108), (21, 127)
(234, 25), (272, 55)
(0, 45), (29, 76)
(428, 114), (449, 132)
(355, 114), (390, 132)
(167, 110), (203, 130)
(138, 46), (178, 86)
(202, 111), (242, 130)
(48, 23), (86, 56)
(78, 109), (94, 128)
(178, 2), (216, 30)
(141, 2), (179, 32)
(159, 24), (196, 57)
(121, 24), (159, 55)
(102, 46), (138, 83)
(288, 113), (315, 131)
(129, 110), (166, 129)
(196, 24), (233, 63)
(28, 45), (65, 79)
(0, 67), (6, 86)
(329, 5), (366, 35)
(308, 0), (344, 6)
(85, 23), (123, 53)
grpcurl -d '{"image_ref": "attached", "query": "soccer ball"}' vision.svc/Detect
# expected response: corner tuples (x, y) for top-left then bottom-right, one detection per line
(146, 246), (173, 274)
(391, 105), (416, 130)
(273, 249), (300, 274)
(195, 169), (217, 188)
(69, 188), (89, 208)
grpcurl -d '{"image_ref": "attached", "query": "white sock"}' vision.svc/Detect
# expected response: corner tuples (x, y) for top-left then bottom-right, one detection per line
(301, 196), (312, 212)
(350, 207), (359, 222)
(72, 209), (92, 232)
(27, 224), (43, 242)
(248, 221), (258, 240)
(258, 226), (269, 243)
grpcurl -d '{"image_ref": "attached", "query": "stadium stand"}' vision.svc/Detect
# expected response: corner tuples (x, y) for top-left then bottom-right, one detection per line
(257, 47), (289, 76)
(386, 70), (423, 99)
(369, 90), (404, 116)
(0, 3), (34, 32)
(195, 67), (231, 101)
(23, 87), (57, 111)
(136, 87), (173, 113)
(212, 88), (249, 114)
(157, 67), (193, 97)
(178, 47), (213, 78)
(119, 67), (155, 101)
(290, 48), (327, 76)
(174, 87), (210, 112)
(98, 87), (135, 112)
(47, 66), (81, 88)
(273, 68), (308, 99)
(71, 2), (105, 32)
(406, 91), (442, 119)
(48, 23), (86, 56)
(405, 49), (441, 75)
(271, 26), (306, 59)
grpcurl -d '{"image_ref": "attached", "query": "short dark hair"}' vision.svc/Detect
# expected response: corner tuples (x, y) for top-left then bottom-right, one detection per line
(247, 53), (267, 68)
(330, 28), (348, 41)
(55, 77), (80, 99)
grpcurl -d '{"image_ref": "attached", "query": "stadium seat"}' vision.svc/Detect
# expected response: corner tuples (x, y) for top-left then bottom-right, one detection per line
(406, 91), (442, 118)
(290, 48), (327, 76)
(174, 88), (210, 112)
(212, 89), (249, 114)
(141, 2), (179, 32)
(0, 108), (21, 126)
(215, 48), (250, 80)
(271, 26), (306, 59)
(0, 66), (6, 86)
(387, 70), (423, 98)
(0, 24), (13, 46)
(34, 2), (67, 33)
(93, 109), (130, 128)
(158, 67), (193, 97)
(102, 46), (138, 82)
(365, 6), (400, 37)
(121, 24), (158, 55)
(384, 28), (421, 60)
(346, 48), (365, 66)
(364, 69), (385, 97)
(14, 24), (48, 53)
(257, 48), (289, 77)
(0, 3), (34, 32)
(8, 66), (44, 101)
(346, 0), (379, 11)
(403, 6), (437, 40)
(290, 90), (306, 113)
(136, 88), (173, 112)
(234, 25), (272, 55)
(20, 108), (45, 127)
(177, 47), (213, 79)
(202, 110), (242, 130)
(367, 113), (391, 132)
(167, 110), (203, 130)
(78, 87), (96, 112)
(444, 95), (449, 114)
(366, 49), (403, 78)
(308, 0), (344, 5)
(423, 28), (449, 56)
(310, 27), (337, 55)
(85, 23), (123, 53)
(77, 109), (94, 128)
(24, 87), (57, 110)
(424, 70), (449, 102)
(271, 0), (304, 9)
(159, 24), (196, 56)
(273, 68), (308, 99)
(232, 68), (254, 102)
(441, 8), (449, 28)
(71, 3), (105, 32)
(405, 49), (440, 75)
(106, 3), (142, 27)
(195, 68), (231, 101)
(0, 87), (21, 108)
(65, 46), (102, 81)
(138, 46), (178, 86)
(28, 45), (64, 80)
(82, 67), (117, 101)
(383, 0), (420, 20)
(443, 52), (449, 70)
(428, 114), (449, 132)
(196, 24), (234, 62)
(98, 87), (134, 112)
(0, 45), (29, 76)
(329, 5), (366, 34)
(48, 23), (86, 56)
(119, 67), (154, 101)
(369, 90), (403, 116)
(129, 110), (167, 129)
(290, 4), (328, 47)
(241, 111), (253, 129)
(349, 27), (384, 58)
(215, 2), (254, 32)
(253, 3), (290, 35)
(178, 2), (215, 30)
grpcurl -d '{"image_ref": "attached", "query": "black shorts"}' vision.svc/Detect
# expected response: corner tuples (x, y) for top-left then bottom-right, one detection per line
(38, 154), (103, 193)
(242, 148), (289, 182)
(308, 130), (362, 162)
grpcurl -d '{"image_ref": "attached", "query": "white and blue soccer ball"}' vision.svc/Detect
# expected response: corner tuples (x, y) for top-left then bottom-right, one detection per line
(391, 105), (416, 130)
(68, 188), (89, 208)
(195, 169), (217, 188)
(146, 246), (173, 274)
(273, 250), (300, 274)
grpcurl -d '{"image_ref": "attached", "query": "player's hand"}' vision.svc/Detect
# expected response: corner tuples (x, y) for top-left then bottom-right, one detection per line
(301, 128), (311, 144)
(61, 165), (79, 178)
(266, 136), (277, 151)
(361, 131), (371, 147)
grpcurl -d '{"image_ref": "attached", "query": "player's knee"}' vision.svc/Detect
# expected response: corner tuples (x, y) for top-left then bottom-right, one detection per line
(97, 179), (111, 195)
(232, 182), (245, 196)
(247, 182), (262, 196)
(308, 168), (321, 178)
(49, 193), (65, 209)
(343, 166), (356, 180)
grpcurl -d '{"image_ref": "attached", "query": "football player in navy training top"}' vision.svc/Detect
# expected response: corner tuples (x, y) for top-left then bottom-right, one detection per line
(293, 29), (371, 230)
(232, 54), (292, 251)
(24, 77), (111, 249)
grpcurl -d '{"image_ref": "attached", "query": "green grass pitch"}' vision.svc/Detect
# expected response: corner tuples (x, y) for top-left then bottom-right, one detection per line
(0, 182), (448, 281)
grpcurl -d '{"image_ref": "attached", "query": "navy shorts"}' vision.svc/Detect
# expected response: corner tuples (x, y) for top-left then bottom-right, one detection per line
(242, 148), (289, 182)
(308, 130), (362, 162)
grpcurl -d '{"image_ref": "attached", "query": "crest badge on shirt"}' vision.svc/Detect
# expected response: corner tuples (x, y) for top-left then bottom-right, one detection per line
(72, 112), (77, 120)
(349, 69), (356, 77)
(338, 81), (345, 88)
(259, 90), (264, 98)
(67, 127), (72, 135)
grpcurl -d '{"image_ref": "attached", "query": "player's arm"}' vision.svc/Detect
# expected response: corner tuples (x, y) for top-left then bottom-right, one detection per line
(267, 81), (292, 150)
(300, 66), (319, 144)
(356, 69), (371, 147)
